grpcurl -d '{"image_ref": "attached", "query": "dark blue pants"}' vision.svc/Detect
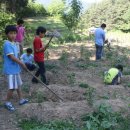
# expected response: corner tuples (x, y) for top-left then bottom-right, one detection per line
(32, 62), (46, 84)
(95, 44), (103, 60)
(25, 63), (36, 71)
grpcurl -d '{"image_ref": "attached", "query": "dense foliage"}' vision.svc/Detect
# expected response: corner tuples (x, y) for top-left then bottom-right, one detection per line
(0, 11), (15, 54)
(81, 0), (130, 32)
(47, 0), (65, 16)
(0, 0), (47, 18)
(21, 1), (47, 18)
(61, 0), (82, 31)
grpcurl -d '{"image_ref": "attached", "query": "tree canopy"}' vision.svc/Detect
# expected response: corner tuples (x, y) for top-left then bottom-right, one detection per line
(81, 0), (130, 32)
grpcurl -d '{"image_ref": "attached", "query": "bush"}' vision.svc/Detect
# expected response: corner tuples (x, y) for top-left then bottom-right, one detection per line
(61, 0), (82, 31)
(47, 0), (65, 16)
(21, 2), (47, 18)
(0, 11), (15, 55)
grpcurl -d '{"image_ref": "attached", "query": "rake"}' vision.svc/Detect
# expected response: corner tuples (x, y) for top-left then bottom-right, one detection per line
(45, 30), (61, 49)
(26, 69), (63, 102)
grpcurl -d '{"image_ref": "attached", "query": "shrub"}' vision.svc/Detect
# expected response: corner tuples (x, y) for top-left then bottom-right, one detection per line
(0, 11), (15, 55)
(47, 0), (65, 16)
(21, 2), (47, 18)
(61, 0), (82, 31)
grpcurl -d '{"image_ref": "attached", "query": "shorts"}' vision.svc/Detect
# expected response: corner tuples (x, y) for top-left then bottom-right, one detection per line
(6, 74), (23, 89)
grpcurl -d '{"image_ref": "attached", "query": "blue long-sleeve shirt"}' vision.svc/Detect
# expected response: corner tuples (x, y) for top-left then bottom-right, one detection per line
(94, 27), (105, 46)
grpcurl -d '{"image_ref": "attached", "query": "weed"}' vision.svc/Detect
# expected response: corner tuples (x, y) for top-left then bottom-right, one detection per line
(67, 73), (76, 86)
(84, 86), (96, 106)
(36, 91), (46, 103)
(19, 119), (43, 130)
(32, 91), (46, 103)
(79, 83), (89, 88)
(59, 50), (69, 66)
(82, 103), (123, 130)
(127, 83), (130, 87)
(45, 63), (59, 70)
(76, 63), (89, 69)
(19, 119), (77, 130)
(22, 84), (30, 93)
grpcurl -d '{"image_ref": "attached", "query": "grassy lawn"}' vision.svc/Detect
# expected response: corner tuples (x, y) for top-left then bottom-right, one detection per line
(25, 16), (67, 31)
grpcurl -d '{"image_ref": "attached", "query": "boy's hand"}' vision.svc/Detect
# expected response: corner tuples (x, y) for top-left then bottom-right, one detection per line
(20, 63), (27, 70)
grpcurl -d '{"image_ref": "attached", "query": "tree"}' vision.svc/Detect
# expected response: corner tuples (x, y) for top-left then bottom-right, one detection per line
(47, 0), (65, 16)
(0, 0), (28, 18)
(61, 0), (82, 31)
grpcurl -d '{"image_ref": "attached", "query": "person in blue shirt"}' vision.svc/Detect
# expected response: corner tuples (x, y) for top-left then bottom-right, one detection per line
(20, 48), (36, 71)
(94, 23), (106, 60)
(3, 25), (28, 111)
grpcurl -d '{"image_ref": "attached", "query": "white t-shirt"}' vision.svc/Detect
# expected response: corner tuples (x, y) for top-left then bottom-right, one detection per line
(20, 53), (34, 64)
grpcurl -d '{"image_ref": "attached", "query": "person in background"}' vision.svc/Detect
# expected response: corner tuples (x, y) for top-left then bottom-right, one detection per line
(94, 23), (106, 60)
(104, 64), (123, 85)
(15, 19), (25, 55)
(20, 48), (36, 71)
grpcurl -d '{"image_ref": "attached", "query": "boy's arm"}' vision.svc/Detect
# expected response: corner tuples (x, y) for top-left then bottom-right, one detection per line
(35, 47), (44, 52)
(8, 54), (27, 70)
(34, 38), (49, 52)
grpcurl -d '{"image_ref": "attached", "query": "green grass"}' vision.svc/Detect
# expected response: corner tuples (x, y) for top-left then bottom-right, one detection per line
(19, 120), (77, 130)
(19, 106), (130, 130)
(24, 16), (89, 48)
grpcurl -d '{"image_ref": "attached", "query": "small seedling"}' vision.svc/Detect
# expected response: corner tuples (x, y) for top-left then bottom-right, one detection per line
(79, 83), (89, 88)
(22, 84), (29, 93)
(59, 50), (69, 66)
(67, 73), (76, 86)
(36, 91), (46, 103)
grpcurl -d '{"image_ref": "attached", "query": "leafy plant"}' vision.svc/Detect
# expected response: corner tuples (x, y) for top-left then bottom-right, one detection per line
(22, 84), (30, 93)
(67, 73), (76, 86)
(0, 11), (15, 55)
(19, 120), (77, 130)
(82, 103), (123, 130)
(84, 86), (96, 106)
(59, 50), (69, 66)
(79, 83), (89, 88)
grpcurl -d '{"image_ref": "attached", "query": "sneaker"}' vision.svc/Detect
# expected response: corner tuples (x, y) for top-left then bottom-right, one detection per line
(5, 102), (15, 111)
(32, 78), (38, 83)
(19, 99), (28, 105)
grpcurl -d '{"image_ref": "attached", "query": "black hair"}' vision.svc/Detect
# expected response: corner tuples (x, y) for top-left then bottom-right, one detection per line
(17, 19), (24, 25)
(115, 64), (123, 72)
(101, 23), (106, 28)
(26, 48), (33, 53)
(36, 26), (46, 35)
(5, 25), (17, 35)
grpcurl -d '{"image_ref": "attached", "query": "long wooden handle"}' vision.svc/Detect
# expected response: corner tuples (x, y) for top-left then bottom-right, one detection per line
(26, 69), (63, 102)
